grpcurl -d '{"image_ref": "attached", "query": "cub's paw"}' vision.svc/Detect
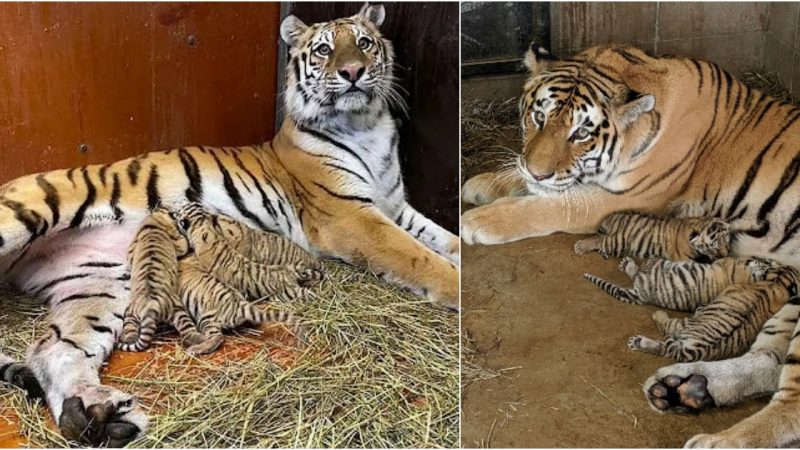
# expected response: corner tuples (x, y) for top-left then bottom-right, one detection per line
(295, 266), (324, 287)
(186, 335), (225, 356)
(60, 384), (148, 447)
(573, 237), (599, 255)
(619, 257), (639, 277)
(643, 373), (715, 414)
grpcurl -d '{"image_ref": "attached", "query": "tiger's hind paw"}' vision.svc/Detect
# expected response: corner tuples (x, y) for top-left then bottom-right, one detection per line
(644, 373), (715, 414)
(59, 384), (148, 447)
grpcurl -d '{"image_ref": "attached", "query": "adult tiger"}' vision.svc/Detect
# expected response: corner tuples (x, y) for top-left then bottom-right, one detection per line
(0, 4), (458, 446)
(461, 43), (800, 447)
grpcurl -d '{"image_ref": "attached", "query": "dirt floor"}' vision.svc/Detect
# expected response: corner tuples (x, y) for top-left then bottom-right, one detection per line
(461, 233), (770, 447)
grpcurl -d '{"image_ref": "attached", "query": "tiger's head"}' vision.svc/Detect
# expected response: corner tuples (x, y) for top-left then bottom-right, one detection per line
(280, 3), (397, 126)
(516, 44), (657, 195)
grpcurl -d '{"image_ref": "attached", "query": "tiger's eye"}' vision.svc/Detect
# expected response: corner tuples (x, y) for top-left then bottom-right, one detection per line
(574, 127), (590, 140)
(358, 37), (373, 50)
(315, 44), (331, 56)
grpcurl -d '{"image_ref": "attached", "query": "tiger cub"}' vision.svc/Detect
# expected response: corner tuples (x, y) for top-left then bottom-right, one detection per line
(628, 265), (800, 362)
(584, 256), (777, 311)
(118, 205), (316, 354)
(118, 208), (205, 352)
(174, 202), (323, 301)
(574, 212), (731, 262)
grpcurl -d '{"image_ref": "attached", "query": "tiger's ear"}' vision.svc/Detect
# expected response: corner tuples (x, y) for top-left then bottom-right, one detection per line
(617, 93), (655, 129)
(523, 42), (557, 74)
(357, 3), (386, 27)
(280, 15), (308, 47)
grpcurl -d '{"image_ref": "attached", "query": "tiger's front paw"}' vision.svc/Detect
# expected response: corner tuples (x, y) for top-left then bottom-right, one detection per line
(462, 203), (528, 245)
(685, 433), (746, 448)
(59, 384), (148, 447)
(462, 173), (501, 206)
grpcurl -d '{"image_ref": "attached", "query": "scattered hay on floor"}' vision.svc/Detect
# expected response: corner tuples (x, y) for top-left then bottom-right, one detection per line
(0, 261), (459, 448)
(461, 98), (520, 181)
(741, 71), (794, 103)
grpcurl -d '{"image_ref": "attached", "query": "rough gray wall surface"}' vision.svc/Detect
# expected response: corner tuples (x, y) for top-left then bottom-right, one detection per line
(550, 2), (770, 75)
(763, 2), (800, 97)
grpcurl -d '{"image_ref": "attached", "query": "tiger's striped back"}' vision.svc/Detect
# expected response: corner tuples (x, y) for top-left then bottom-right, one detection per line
(577, 212), (731, 262)
(117, 209), (187, 352)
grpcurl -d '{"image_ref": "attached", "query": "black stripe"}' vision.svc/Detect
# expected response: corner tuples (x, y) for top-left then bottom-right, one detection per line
(727, 111), (800, 218)
(757, 151), (800, 221)
(60, 292), (116, 303)
(127, 158), (142, 185)
(36, 174), (60, 227)
(91, 325), (113, 334)
(313, 182), (373, 204)
(70, 168), (97, 229)
(178, 148), (204, 203)
(146, 165), (160, 210)
(298, 125), (375, 178)
(323, 162), (369, 184)
(33, 273), (90, 295)
(3, 200), (42, 237)
(60, 338), (95, 358)
(210, 151), (269, 229)
(79, 261), (122, 268)
(110, 173), (123, 220)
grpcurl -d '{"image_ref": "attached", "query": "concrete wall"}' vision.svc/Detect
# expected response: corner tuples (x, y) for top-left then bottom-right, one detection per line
(764, 2), (800, 97)
(464, 2), (800, 102)
(551, 2), (769, 74)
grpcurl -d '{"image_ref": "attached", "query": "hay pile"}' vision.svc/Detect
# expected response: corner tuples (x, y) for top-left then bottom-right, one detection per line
(0, 262), (459, 448)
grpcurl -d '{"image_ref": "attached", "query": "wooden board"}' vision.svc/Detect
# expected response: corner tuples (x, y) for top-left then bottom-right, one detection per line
(0, 2), (281, 184)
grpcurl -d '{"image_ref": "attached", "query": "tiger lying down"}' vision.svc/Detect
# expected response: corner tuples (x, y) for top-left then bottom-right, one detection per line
(119, 202), (318, 355)
(0, 4), (458, 446)
(462, 41), (800, 446)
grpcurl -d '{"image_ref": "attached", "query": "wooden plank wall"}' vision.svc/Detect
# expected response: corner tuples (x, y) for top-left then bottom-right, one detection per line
(0, 2), (281, 184)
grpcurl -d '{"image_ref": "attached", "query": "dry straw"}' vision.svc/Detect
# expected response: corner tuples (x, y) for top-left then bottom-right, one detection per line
(0, 261), (458, 448)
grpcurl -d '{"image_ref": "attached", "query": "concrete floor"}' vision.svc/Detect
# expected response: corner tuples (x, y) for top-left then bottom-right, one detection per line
(461, 232), (769, 448)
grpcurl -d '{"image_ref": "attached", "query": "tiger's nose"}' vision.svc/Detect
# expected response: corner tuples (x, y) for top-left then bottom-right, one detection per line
(338, 63), (365, 83)
(530, 171), (555, 181)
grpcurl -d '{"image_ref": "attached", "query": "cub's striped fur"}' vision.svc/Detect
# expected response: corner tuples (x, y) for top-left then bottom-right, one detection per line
(175, 202), (323, 301)
(574, 212), (731, 262)
(628, 266), (800, 362)
(585, 256), (777, 311)
(117, 208), (201, 352)
(118, 204), (311, 354)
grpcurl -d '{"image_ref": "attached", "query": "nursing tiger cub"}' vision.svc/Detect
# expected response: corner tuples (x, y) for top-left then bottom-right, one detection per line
(119, 204), (309, 355)
(0, 4), (457, 446)
(585, 256), (775, 311)
(628, 265), (800, 362)
(574, 212), (730, 262)
(462, 42), (800, 446)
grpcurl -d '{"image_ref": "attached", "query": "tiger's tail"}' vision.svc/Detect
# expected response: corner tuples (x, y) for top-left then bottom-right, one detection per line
(583, 273), (639, 304)
(0, 356), (44, 400)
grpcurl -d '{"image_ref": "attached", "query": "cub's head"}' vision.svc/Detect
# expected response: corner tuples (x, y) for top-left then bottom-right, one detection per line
(516, 44), (656, 194)
(688, 218), (731, 262)
(280, 3), (397, 125)
(175, 202), (218, 248)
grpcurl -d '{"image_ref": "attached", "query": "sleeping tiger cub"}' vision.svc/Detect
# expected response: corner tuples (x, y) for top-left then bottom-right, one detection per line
(585, 256), (777, 311)
(628, 265), (800, 362)
(118, 204), (312, 355)
(574, 212), (731, 262)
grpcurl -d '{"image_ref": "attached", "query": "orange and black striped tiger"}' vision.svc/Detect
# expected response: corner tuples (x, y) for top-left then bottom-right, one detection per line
(462, 42), (800, 446)
(0, 4), (457, 446)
